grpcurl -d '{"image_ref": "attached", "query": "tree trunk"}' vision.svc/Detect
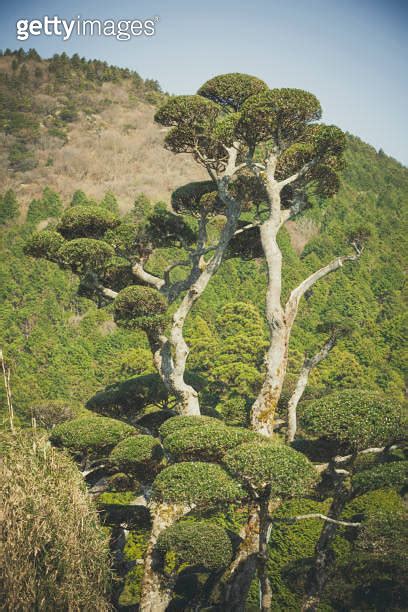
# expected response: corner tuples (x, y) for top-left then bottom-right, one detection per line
(250, 179), (289, 438)
(210, 505), (260, 611)
(286, 334), (337, 443)
(258, 493), (274, 612)
(139, 502), (190, 612)
(301, 467), (353, 612)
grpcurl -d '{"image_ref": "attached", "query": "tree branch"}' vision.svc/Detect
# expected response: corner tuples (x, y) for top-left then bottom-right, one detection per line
(271, 513), (360, 528)
(132, 262), (165, 291)
(278, 160), (315, 189)
(285, 251), (361, 324)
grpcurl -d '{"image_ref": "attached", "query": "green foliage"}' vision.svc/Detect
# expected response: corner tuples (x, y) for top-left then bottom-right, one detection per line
(300, 389), (404, 452)
(158, 414), (225, 438)
(50, 415), (135, 456)
(87, 373), (169, 419)
(162, 423), (259, 461)
(238, 87), (322, 145)
(24, 229), (65, 261)
(224, 441), (317, 496)
(171, 180), (219, 215)
(26, 188), (62, 224)
(156, 520), (233, 572)
(352, 461), (408, 495)
(114, 285), (168, 332)
(100, 191), (119, 214)
(152, 461), (244, 506)
(0, 189), (18, 224)
(58, 238), (115, 273)
(198, 73), (268, 110)
(57, 205), (119, 239)
(109, 434), (163, 473)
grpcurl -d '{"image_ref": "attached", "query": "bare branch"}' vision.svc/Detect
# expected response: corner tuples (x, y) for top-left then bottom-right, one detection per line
(285, 252), (361, 324)
(277, 514), (361, 528)
(233, 221), (261, 236)
(278, 160), (315, 189)
(100, 286), (118, 299)
(132, 262), (165, 291)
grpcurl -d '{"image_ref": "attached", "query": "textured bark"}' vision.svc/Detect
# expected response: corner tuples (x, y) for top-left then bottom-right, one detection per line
(286, 334), (337, 442)
(139, 502), (190, 612)
(210, 505), (260, 611)
(301, 466), (354, 612)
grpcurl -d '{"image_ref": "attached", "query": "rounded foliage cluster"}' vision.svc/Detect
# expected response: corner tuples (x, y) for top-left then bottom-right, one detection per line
(238, 88), (322, 145)
(154, 95), (219, 128)
(158, 415), (225, 439)
(156, 520), (233, 572)
(30, 399), (76, 429)
(352, 461), (408, 495)
(57, 205), (119, 239)
(171, 181), (222, 215)
(224, 442), (317, 497)
(50, 416), (135, 456)
(59, 238), (114, 273)
(152, 461), (244, 506)
(198, 73), (268, 111)
(24, 230), (65, 261)
(100, 256), (133, 291)
(163, 423), (260, 462)
(114, 285), (167, 332)
(110, 435), (163, 472)
(300, 390), (404, 451)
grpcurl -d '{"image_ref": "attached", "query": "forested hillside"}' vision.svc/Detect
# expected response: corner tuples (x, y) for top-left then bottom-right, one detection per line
(0, 52), (406, 611)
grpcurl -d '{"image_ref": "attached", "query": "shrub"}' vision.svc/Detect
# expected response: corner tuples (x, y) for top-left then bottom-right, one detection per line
(162, 423), (259, 461)
(223, 442), (317, 497)
(57, 205), (119, 239)
(24, 230), (65, 261)
(152, 462), (244, 506)
(159, 414), (225, 439)
(0, 189), (18, 224)
(114, 285), (167, 332)
(26, 188), (62, 224)
(87, 374), (169, 419)
(0, 431), (111, 610)
(59, 238), (114, 273)
(300, 390), (404, 452)
(157, 520), (233, 572)
(352, 461), (408, 495)
(50, 416), (135, 456)
(30, 399), (76, 429)
(110, 435), (163, 473)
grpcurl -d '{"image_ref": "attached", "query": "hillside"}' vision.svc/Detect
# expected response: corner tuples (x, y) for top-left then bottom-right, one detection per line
(0, 51), (407, 421)
(0, 49), (205, 212)
(1, 51), (407, 612)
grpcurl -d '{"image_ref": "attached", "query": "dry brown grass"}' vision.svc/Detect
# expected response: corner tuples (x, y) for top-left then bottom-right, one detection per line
(0, 429), (112, 611)
(0, 60), (205, 215)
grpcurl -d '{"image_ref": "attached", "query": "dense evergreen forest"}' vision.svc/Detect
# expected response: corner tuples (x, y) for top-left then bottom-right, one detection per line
(0, 50), (407, 611)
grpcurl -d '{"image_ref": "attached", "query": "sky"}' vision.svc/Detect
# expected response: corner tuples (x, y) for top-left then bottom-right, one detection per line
(0, 0), (407, 165)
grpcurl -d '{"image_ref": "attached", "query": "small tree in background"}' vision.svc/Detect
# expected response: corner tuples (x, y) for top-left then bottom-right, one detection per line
(0, 189), (18, 225)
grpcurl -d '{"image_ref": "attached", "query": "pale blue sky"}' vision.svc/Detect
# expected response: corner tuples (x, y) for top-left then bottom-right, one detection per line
(1, 0), (407, 165)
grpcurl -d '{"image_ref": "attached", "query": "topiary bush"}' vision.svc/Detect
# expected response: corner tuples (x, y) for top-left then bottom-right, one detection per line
(58, 238), (115, 273)
(352, 461), (408, 495)
(30, 399), (77, 429)
(114, 285), (168, 332)
(24, 230), (65, 261)
(152, 461), (244, 507)
(159, 415), (225, 439)
(223, 442), (317, 497)
(299, 390), (404, 452)
(50, 416), (136, 457)
(57, 205), (119, 239)
(156, 520), (233, 573)
(162, 423), (260, 461)
(109, 435), (163, 475)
